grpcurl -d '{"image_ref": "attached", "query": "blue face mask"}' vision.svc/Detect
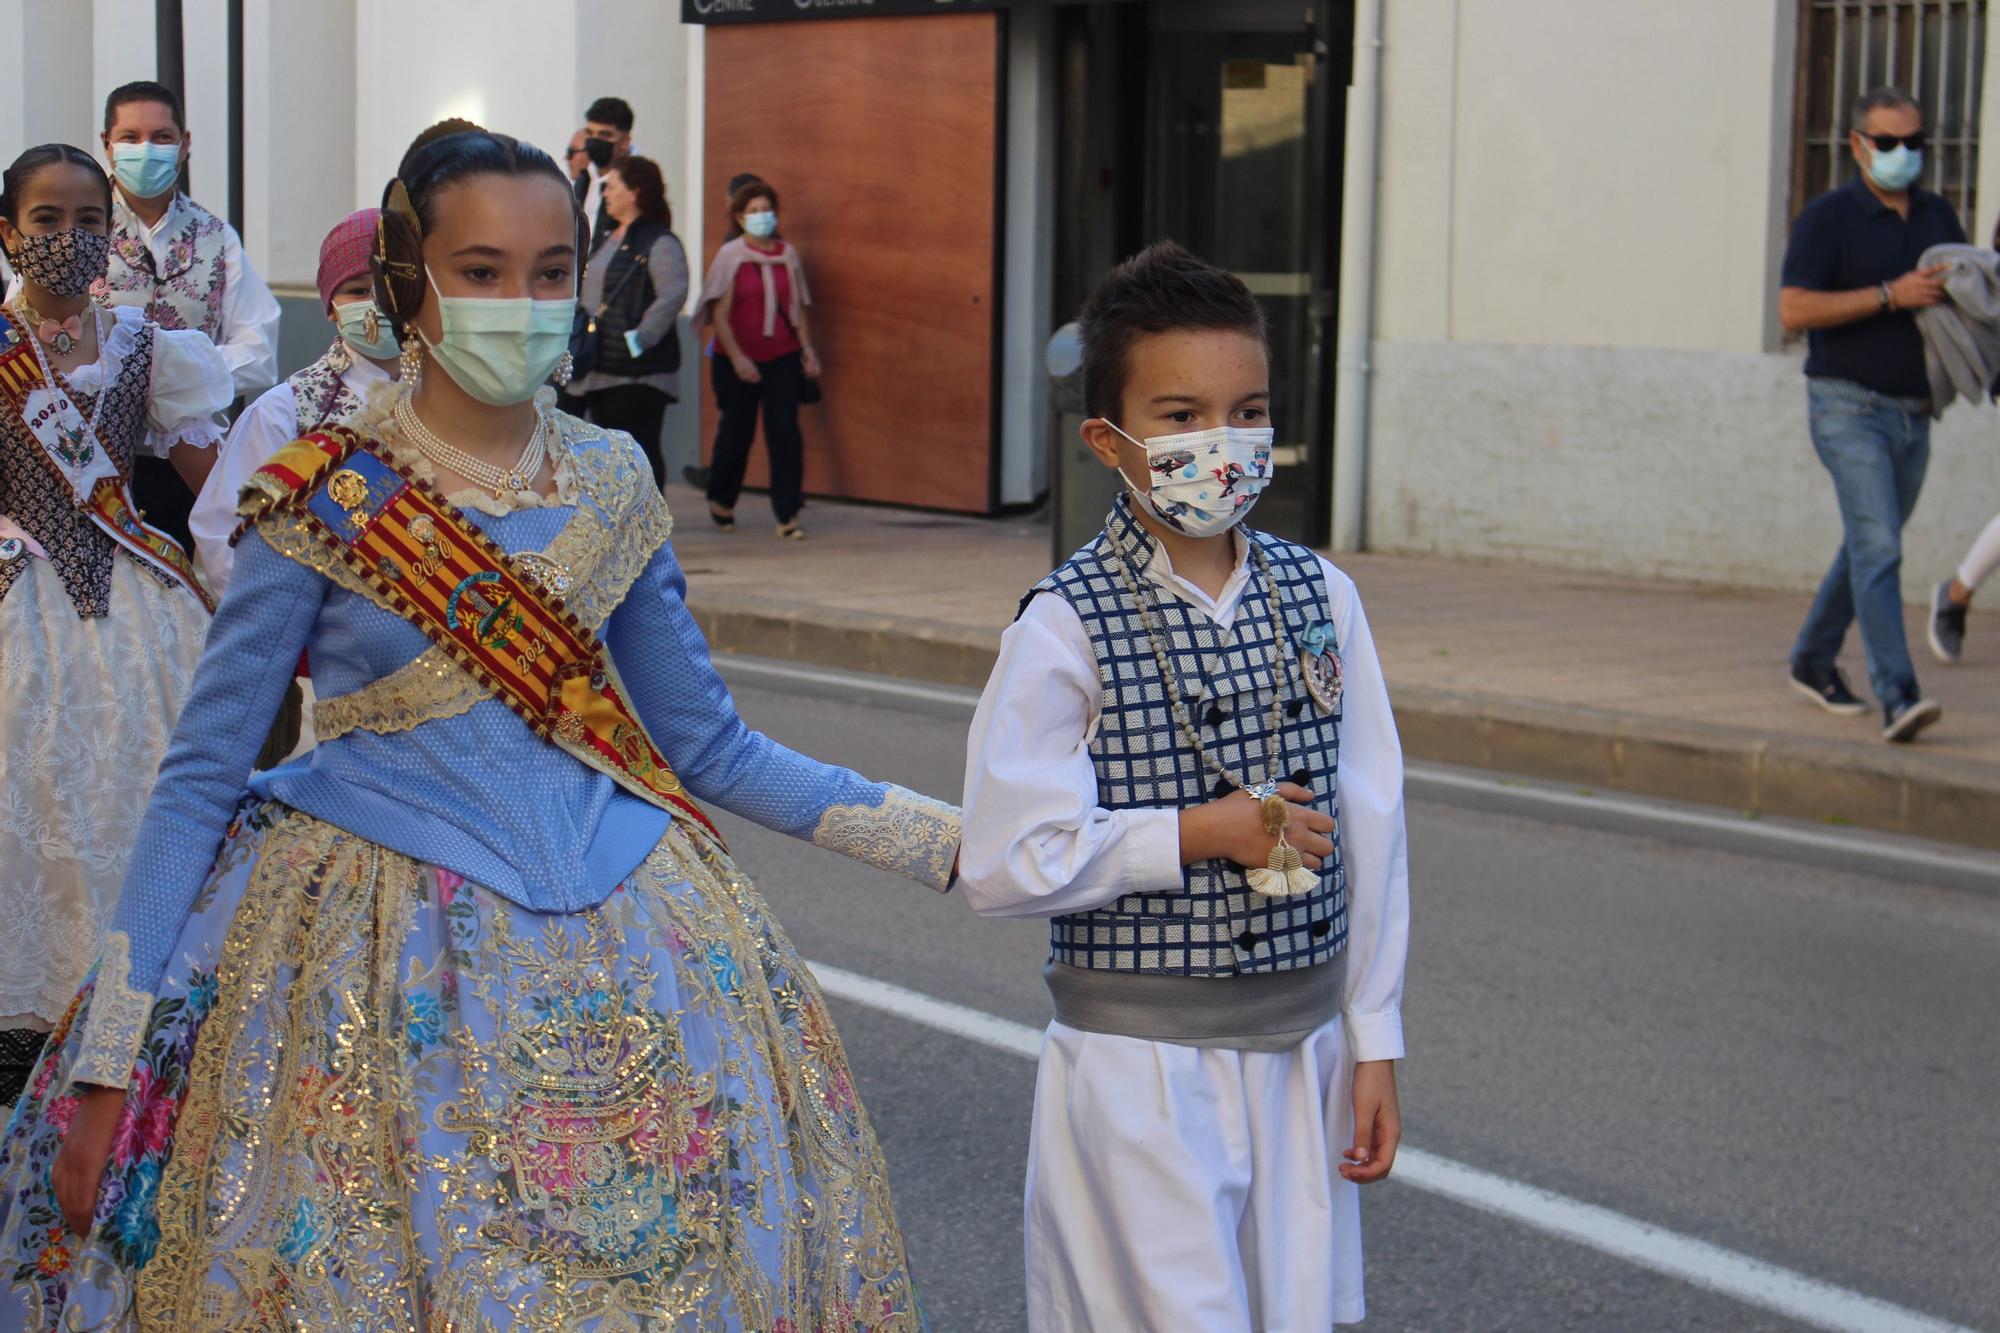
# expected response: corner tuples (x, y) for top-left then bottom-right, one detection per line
(743, 211), (778, 239)
(335, 298), (402, 362)
(108, 142), (182, 199)
(1866, 143), (1924, 192)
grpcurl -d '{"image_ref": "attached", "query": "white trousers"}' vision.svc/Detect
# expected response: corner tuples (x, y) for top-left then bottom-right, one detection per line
(1024, 1018), (1366, 1332)
(1957, 513), (2000, 591)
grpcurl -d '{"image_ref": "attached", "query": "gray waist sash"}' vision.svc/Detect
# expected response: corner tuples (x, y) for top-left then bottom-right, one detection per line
(1044, 953), (1346, 1052)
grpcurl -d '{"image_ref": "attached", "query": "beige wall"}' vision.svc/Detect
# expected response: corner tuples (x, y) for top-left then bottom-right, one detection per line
(1377, 0), (1795, 355)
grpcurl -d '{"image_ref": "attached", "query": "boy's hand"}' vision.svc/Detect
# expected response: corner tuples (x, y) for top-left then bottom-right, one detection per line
(1179, 783), (1335, 870)
(1341, 1060), (1400, 1184)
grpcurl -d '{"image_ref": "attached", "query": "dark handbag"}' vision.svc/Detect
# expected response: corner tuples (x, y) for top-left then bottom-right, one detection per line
(569, 242), (649, 377)
(800, 373), (823, 406)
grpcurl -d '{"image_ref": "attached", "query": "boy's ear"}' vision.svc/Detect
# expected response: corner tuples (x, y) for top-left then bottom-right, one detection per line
(1080, 417), (1125, 472)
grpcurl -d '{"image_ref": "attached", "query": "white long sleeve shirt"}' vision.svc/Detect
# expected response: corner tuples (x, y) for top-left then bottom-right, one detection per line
(188, 353), (390, 598)
(959, 532), (1410, 1063)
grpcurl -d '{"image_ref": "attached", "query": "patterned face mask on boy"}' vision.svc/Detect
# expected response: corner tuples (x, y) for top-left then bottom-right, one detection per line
(1108, 420), (1274, 538)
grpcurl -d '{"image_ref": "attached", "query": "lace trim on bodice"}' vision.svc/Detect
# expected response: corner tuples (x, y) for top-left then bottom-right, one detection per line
(296, 391), (673, 742)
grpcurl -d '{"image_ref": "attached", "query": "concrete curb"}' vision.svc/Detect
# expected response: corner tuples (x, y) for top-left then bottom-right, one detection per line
(689, 596), (2000, 853)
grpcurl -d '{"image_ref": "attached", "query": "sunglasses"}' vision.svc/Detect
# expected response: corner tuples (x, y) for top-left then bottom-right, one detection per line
(1859, 131), (1926, 151)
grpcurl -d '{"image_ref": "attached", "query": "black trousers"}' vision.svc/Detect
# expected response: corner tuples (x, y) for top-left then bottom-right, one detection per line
(586, 383), (672, 489)
(132, 454), (195, 553)
(706, 351), (804, 524)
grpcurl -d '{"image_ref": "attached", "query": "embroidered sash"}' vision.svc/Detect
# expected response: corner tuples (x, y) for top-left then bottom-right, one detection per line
(239, 426), (720, 842)
(0, 314), (214, 610)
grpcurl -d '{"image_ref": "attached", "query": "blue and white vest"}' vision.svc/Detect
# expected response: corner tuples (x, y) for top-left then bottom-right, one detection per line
(1025, 499), (1347, 977)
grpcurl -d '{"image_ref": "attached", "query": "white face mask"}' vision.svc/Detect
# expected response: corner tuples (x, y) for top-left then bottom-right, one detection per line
(418, 267), (574, 406)
(1108, 420), (1275, 537)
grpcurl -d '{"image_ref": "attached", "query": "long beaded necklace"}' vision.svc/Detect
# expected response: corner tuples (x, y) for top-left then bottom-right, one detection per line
(11, 300), (110, 461)
(394, 392), (548, 500)
(1104, 531), (1319, 897)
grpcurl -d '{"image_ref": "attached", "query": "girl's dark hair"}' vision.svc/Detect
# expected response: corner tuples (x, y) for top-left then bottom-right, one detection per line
(609, 155), (671, 228)
(1, 145), (113, 224)
(724, 180), (779, 241)
(1077, 240), (1268, 420)
(373, 127), (583, 336)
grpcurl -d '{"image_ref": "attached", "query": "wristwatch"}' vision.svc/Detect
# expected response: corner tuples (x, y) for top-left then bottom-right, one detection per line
(1879, 281), (1895, 311)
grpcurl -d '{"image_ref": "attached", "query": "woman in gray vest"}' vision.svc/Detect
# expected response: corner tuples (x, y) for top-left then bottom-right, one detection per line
(572, 154), (686, 489)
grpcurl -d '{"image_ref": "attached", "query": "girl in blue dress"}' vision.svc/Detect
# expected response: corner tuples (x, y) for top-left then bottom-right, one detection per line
(0, 128), (956, 1331)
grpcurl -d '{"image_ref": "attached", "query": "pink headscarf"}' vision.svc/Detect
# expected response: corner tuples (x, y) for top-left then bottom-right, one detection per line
(317, 208), (381, 313)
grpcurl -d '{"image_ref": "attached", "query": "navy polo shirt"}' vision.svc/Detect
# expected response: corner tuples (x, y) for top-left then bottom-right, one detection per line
(1781, 175), (1966, 399)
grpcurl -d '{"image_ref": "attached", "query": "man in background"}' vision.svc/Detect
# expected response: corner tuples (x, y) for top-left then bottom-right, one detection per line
(578, 96), (635, 248)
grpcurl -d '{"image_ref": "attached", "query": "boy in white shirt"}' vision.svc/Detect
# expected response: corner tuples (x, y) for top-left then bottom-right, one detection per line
(958, 241), (1410, 1330)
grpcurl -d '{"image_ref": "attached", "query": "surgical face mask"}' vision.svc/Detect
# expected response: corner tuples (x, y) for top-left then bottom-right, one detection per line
(742, 211), (778, 239)
(10, 228), (111, 298)
(1108, 420), (1274, 538)
(108, 142), (182, 199)
(335, 297), (401, 362)
(583, 137), (615, 170)
(1865, 142), (1924, 191)
(418, 268), (574, 406)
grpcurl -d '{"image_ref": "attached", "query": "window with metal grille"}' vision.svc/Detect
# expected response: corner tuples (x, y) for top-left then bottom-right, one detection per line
(1791, 0), (1987, 233)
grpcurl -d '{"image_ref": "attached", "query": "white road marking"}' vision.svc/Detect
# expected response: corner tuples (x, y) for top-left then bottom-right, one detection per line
(718, 655), (2000, 889)
(807, 959), (1980, 1333)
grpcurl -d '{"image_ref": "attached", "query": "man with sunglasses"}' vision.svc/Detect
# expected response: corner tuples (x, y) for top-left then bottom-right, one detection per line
(1779, 86), (1961, 743)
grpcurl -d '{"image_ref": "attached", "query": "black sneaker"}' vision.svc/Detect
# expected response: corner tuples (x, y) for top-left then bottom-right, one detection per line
(1883, 696), (1943, 743)
(1789, 661), (1870, 716)
(1928, 580), (1967, 664)
(682, 464), (710, 490)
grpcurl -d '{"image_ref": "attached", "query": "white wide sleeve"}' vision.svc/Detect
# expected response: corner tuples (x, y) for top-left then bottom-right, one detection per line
(188, 381), (297, 598)
(957, 592), (1184, 918)
(217, 225), (282, 398)
(1320, 557), (1410, 1063)
(141, 325), (232, 458)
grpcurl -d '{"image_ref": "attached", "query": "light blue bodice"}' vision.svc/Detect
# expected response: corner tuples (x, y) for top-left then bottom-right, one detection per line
(102, 423), (959, 1006)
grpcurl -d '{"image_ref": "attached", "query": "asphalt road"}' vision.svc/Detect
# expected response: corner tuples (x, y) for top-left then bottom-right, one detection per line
(710, 656), (2000, 1333)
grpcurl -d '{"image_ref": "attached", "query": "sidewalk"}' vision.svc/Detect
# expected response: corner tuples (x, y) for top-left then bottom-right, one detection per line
(667, 484), (2000, 850)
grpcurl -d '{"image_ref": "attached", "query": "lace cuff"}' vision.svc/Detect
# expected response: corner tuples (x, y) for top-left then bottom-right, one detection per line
(141, 413), (226, 459)
(71, 932), (152, 1089)
(811, 786), (962, 893)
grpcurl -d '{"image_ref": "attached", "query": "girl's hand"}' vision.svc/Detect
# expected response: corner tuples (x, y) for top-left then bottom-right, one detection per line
(732, 355), (762, 384)
(52, 1086), (123, 1236)
(1341, 1060), (1401, 1184)
(802, 346), (823, 379)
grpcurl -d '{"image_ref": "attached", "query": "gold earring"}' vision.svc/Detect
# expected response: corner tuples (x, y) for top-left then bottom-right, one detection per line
(398, 336), (424, 387)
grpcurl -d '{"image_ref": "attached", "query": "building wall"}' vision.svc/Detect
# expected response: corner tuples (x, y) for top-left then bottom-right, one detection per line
(1365, 0), (2000, 594)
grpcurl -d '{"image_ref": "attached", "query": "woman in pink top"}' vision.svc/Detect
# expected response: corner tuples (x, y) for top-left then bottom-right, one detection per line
(693, 181), (819, 539)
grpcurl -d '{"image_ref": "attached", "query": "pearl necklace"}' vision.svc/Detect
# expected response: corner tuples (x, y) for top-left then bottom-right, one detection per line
(394, 393), (548, 500)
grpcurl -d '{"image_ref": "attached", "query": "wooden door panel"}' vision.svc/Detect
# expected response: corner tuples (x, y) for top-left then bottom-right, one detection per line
(701, 14), (999, 513)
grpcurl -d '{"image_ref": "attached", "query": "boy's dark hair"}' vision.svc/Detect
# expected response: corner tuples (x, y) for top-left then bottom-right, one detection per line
(1077, 241), (1267, 420)
(585, 97), (635, 133)
(104, 80), (185, 135)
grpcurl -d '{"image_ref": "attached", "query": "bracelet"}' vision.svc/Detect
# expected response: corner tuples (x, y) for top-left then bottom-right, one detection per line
(1880, 281), (1895, 311)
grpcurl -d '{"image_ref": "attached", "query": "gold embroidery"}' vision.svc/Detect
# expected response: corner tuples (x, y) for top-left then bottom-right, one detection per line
(811, 786), (963, 893)
(289, 408), (675, 743)
(71, 930), (153, 1089)
(137, 810), (920, 1329)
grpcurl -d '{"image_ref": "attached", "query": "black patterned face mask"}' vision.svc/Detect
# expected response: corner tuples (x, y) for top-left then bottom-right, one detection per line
(11, 228), (111, 298)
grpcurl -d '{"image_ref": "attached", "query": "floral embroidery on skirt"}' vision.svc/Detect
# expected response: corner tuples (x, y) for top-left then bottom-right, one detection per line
(0, 803), (923, 1331)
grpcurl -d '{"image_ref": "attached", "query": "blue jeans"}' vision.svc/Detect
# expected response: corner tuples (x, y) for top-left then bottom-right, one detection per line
(1790, 377), (1930, 708)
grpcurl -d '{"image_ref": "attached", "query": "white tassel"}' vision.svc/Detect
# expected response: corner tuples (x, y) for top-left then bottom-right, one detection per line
(1246, 865), (1319, 898)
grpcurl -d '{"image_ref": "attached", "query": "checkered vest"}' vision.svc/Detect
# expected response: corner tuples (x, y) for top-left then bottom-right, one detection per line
(1025, 499), (1347, 976)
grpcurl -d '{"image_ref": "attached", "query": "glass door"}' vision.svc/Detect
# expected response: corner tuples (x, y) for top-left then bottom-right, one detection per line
(1144, 0), (1342, 546)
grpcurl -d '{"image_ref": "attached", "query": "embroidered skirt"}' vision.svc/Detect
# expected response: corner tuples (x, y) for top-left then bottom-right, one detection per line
(0, 803), (923, 1331)
(0, 556), (206, 1030)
